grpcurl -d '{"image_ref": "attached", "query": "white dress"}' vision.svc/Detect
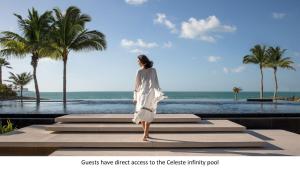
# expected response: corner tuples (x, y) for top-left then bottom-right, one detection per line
(132, 67), (166, 124)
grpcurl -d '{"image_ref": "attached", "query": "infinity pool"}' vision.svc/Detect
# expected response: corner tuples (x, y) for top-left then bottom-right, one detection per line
(1, 99), (300, 114)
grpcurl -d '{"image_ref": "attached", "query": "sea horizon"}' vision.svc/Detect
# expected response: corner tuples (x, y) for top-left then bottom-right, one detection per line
(20, 91), (300, 100)
(24, 90), (300, 92)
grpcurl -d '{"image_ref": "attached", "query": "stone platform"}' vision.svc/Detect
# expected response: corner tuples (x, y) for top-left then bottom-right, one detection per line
(46, 120), (246, 132)
(0, 114), (299, 156)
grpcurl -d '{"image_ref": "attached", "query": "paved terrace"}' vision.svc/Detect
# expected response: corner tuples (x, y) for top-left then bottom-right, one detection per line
(0, 114), (299, 156)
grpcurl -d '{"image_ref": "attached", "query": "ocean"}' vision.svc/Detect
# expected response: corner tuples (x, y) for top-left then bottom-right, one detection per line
(22, 91), (300, 100)
(0, 91), (299, 114)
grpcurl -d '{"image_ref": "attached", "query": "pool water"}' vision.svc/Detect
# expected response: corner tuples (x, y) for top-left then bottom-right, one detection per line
(1, 99), (300, 114)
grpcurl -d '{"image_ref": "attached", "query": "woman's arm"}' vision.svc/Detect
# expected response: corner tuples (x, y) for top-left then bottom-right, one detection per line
(133, 70), (141, 101)
(153, 68), (160, 89)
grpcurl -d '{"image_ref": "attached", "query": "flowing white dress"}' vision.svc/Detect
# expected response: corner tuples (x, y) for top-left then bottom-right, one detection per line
(132, 67), (166, 124)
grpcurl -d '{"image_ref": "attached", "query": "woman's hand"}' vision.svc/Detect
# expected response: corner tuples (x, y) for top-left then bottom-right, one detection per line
(133, 100), (137, 104)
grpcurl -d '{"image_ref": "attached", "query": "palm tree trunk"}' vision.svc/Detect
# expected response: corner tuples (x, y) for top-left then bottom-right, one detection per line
(234, 93), (237, 101)
(0, 66), (2, 85)
(20, 86), (23, 102)
(63, 59), (67, 104)
(273, 68), (278, 100)
(260, 66), (264, 99)
(31, 56), (40, 104)
(63, 51), (68, 104)
(33, 66), (40, 103)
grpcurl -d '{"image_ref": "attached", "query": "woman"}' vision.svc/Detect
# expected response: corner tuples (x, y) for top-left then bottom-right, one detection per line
(132, 54), (166, 141)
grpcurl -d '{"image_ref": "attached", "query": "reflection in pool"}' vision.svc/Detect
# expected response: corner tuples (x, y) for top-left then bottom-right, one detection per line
(1, 99), (300, 114)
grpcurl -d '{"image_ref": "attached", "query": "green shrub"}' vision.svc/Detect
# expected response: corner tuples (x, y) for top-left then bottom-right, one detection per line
(0, 84), (17, 99)
(0, 120), (16, 134)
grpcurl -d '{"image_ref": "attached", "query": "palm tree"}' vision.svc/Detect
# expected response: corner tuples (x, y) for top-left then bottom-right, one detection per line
(51, 6), (106, 104)
(266, 46), (295, 99)
(232, 87), (242, 101)
(0, 8), (53, 103)
(6, 72), (33, 102)
(0, 58), (12, 84)
(243, 45), (268, 99)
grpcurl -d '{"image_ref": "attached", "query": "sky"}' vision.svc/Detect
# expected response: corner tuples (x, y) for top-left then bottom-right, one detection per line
(0, 0), (300, 92)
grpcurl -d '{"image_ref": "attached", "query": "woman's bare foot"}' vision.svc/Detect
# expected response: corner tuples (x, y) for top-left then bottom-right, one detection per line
(142, 137), (147, 141)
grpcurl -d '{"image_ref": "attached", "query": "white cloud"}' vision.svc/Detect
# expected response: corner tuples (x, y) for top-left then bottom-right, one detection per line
(121, 38), (158, 49)
(163, 41), (173, 48)
(232, 66), (246, 73)
(121, 39), (172, 53)
(223, 65), (246, 74)
(272, 12), (286, 19)
(154, 13), (177, 33)
(208, 56), (221, 62)
(223, 67), (229, 74)
(130, 49), (146, 54)
(125, 0), (147, 5)
(180, 16), (236, 43)
(121, 38), (158, 54)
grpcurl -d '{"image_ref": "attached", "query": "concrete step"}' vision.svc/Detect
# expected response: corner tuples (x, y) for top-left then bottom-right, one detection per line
(49, 130), (300, 156)
(0, 125), (265, 148)
(47, 120), (246, 132)
(55, 114), (201, 123)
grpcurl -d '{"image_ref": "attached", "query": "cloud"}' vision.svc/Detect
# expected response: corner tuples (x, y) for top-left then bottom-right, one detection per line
(163, 41), (173, 48)
(223, 65), (246, 74)
(180, 16), (236, 43)
(154, 13), (177, 33)
(223, 67), (229, 74)
(130, 49), (146, 54)
(208, 56), (221, 62)
(272, 12), (286, 19)
(121, 39), (172, 53)
(125, 0), (147, 5)
(121, 38), (158, 49)
(121, 38), (158, 54)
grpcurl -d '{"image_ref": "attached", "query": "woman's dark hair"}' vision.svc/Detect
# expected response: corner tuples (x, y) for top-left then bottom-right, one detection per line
(137, 54), (153, 69)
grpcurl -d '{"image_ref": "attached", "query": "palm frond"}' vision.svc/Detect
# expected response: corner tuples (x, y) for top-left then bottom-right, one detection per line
(6, 72), (33, 86)
(51, 6), (106, 56)
(266, 46), (295, 70)
(243, 55), (258, 64)
(39, 43), (63, 60)
(0, 58), (12, 68)
(233, 87), (242, 93)
(0, 31), (27, 43)
(70, 29), (107, 51)
(0, 38), (29, 58)
(243, 44), (268, 68)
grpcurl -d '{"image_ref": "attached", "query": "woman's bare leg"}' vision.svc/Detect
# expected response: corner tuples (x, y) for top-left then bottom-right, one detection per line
(141, 121), (145, 130)
(145, 122), (150, 138)
(141, 121), (147, 141)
